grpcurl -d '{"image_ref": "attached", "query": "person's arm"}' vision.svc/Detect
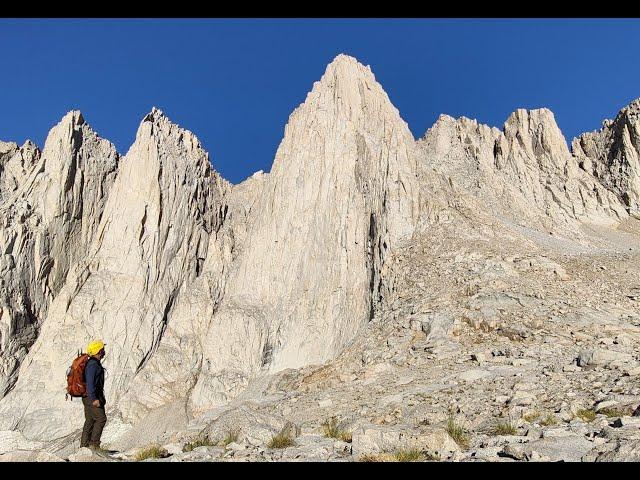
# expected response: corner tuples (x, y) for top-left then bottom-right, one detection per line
(85, 360), (99, 406)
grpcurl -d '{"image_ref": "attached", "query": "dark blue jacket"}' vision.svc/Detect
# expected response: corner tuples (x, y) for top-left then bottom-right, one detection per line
(84, 357), (106, 406)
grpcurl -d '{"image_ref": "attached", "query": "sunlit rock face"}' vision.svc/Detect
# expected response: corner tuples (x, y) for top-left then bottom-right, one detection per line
(0, 54), (638, 450)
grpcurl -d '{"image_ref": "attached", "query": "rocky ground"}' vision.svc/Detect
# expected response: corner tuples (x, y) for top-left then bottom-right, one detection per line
(3, 215), (639, 462)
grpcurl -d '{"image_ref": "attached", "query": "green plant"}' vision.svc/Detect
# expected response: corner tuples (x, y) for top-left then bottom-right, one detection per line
(267, 431), (295, 449)
(577, 409), (596, 422)
(359, 449), (439, 462)
(359, 453), (396, 462)
(322, 417), (340, 437)
(322, 418), (352, 443)
(221, 428), (241, 447)
(446, 416), (470, 449)
(523, 410), (540, 423)
(134, 445), (168, 461)
(489, 419), (518, 436)
(394, 449), (425, 462)
(598, 407), (624, 418)
(183, 434), (216, 452)
(539, 413), (558, 426)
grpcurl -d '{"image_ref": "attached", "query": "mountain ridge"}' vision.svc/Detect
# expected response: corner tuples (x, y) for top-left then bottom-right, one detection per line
(0, 54), (639, 462)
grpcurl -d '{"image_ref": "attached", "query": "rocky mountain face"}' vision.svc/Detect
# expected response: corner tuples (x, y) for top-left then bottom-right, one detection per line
(418, 109), (628, 235)
(1, 54), (640, 462)
(183, 56), (426, 414)
(0, 112), (118, 399)
(573, 99), (640, 218)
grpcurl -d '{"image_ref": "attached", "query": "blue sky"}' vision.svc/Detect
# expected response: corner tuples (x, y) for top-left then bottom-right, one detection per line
(1, 19), (639, 184)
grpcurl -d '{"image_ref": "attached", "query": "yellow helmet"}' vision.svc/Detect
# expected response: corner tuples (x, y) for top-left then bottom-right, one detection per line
(87, 340), (106, 356)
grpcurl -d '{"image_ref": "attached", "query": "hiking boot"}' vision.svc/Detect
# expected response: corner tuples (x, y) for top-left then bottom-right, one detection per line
(88, 444), (111, 458)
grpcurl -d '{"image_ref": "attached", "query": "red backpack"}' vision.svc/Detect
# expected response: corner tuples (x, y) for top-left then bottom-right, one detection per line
(66, 351), (90, 400)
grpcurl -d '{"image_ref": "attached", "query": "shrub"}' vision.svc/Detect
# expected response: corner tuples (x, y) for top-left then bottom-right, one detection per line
(489, 420), (517, 436)
(523, 411), (540, 423)
(394, 449), (424, 462)
(539, 413), (558, 426)
(577, 409), (596, 422)
(359, 453), (396, 462)
(267, 431), (295, 449)
(598, 407), (624, 418)
(183, 435), (216, 452)
(446, 416), (470, 449)
(221, 428), (241, 447)
(339, 431), (353, 443)
(322, 418), (352, 443)
(359, 449), (440, 462)
(134, 445), (168, 461)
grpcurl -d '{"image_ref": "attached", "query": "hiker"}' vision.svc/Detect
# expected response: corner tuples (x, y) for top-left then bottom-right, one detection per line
(80, 340), (107, 450)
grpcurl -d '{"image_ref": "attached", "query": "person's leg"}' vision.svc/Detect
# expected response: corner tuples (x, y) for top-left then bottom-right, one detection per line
(89, 407), (107, 448)
(80, 398), (95, 448)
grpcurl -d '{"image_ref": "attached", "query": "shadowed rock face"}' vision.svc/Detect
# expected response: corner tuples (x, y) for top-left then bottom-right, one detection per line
(0, 140), (40, 200)
(573, 99), (640, 218)
(0, 54), (638, 445)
